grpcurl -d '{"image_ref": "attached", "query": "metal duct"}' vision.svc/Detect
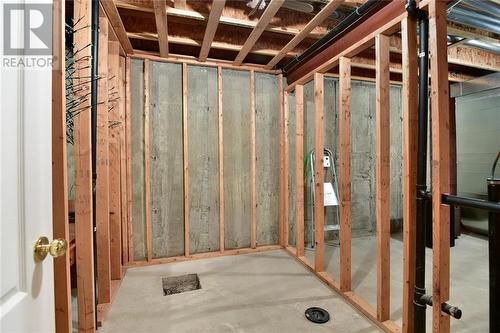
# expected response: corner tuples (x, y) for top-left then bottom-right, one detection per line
(461, 0), (500, 18)
(448, 5), (500, 34)
(465, 39), (500, 54)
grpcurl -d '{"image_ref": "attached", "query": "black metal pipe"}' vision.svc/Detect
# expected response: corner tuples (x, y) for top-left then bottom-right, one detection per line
(91, 0), (99, 324)
(442, 194), (500, 213)
(412, 3), (429, 331)
(281, 0), (380, 73)
(488, 178), (500, 333)
(420, 295), (463, 319)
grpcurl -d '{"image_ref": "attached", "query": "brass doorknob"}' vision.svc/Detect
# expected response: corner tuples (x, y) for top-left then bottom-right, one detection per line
(34, 236), (68, 262)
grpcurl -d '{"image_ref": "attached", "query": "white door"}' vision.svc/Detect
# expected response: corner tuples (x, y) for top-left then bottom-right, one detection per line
(0, 0), (56, 332)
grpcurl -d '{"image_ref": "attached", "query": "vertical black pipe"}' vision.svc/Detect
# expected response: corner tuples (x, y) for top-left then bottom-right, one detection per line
(91, 0), (99, 323)
(488, 178), (500, 333)
(405, 0), (430, 330)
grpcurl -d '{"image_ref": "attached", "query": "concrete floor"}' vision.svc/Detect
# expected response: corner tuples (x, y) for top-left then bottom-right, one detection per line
(100, 250), (381, 333)
(305, 232), (488, 333)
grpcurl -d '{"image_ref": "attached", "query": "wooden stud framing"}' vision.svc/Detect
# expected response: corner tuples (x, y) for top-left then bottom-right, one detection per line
(125, 57), (134, 263)
(233, 0), (285, 65)
(96, 13), (111, 304)
(313, 72), (324, 273)
(52, 0), (72, 331)
(152, 0), (169, 57)
(182, 62), (190, 257)
(250, 70), (257, 249)
(144, 59), (153, 261)
(429, 1), (451, 332)
(278, 74), (285, 246)
(119, 57), (128, 265)
(283, 90), (290, 247)
(375, 33), (391, 322)
(339, 56), (352, 293)
(266, 0), (343, 68)
(108, 40), (123, 280)
(295, 85), (305, 257)
(199, 0), (226, 62)
(100, 0), (134, 54)
(401, 16), (418, 333)
(218, 66), (225, 253)
(73, 0), (96, 330)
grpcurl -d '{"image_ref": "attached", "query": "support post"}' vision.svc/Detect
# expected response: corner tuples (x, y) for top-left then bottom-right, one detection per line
(283, 90), (290, 247)
(295, 85), (305, 257)
(73, 0), (96, 330)
(314, 72), (324, 272)
(144, 59), (153, 261)
(52, 0), (72, 331)
(182, 62), (189, 257)
(429, 1), (451, 332)
(96, 13), (111, 304)
(218, 66), (225, 253)
(375, 33), (391, 322)
(250, 70), (257, 249)
(339, 56), (352, 292)
(401, 15), (418, 333)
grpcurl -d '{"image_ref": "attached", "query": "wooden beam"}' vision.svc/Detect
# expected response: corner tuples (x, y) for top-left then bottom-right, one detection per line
(125, 57), (134, 263)
(218, 66), (225, 253)
(115, 1), (325, 39)
(233, 0), (285, 65)
(339, 56), (352, 293)
(283, 90), (290, 246)
(295, 84), (305, 258)
(100, 0), (133, 54)
(182, 62), (190, 257)
(96, 13), (111, 304)
(52, 1), (72, 331)
(401, 16), (418, 333)
(375, 33), (391, 322)
(144, 59), (153, 261)
(278, 74), (285, 246)
(429, 1), (451, 332)
(108, 41), (123, 280)
(153, 0), (169, 57)
(266, 0), (342, 69)
(73, 0), (96, 331)
(286, 0), (404, 86)
(313, 72), (324, 273)
(250, 70), (257, 249)
(119, 56), (128, 265)
(199, 0), (226, 62)
(128, 31), (300, 58)
(375, 35), (391, 321)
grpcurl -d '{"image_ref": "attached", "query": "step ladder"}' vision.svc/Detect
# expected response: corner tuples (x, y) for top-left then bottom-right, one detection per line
(307, 148), (341, 249)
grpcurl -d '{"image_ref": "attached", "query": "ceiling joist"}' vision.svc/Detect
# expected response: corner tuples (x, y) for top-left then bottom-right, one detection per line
(266, 0), (343, 69)
(234, 0), (285, 65)
(100, 0), (134, 54)
(199, 0), (226, 62)
(153, 0), (169, 57)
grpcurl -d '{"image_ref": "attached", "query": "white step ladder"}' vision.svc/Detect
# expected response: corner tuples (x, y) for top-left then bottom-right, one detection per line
(307, 148), (340, 248)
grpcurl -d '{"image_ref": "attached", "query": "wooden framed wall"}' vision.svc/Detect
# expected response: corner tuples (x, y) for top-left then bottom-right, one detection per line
(127, 58), (282, 268)
(281, 2), (453, 333)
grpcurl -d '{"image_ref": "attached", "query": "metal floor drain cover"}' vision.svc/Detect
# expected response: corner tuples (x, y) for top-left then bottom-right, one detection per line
(305, 307), (330, 324)
(162, 273), (201, 296)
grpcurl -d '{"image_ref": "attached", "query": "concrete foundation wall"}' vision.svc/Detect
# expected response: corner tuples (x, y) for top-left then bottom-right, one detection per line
(149, 61), (185, 258)
(288, 92), (297, 246)
(255, 73), (280, 246)
(187, 66), (220, 254)
(130, 59), (147, 260)
(222, 69), (252, 249)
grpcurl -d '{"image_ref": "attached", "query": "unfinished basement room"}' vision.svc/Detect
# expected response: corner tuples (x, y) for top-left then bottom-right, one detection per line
(1, 0), (500, 333)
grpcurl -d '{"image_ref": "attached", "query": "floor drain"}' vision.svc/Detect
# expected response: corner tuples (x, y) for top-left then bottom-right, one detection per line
(305, 307), (330, 324)
(162, 273), (201, 296)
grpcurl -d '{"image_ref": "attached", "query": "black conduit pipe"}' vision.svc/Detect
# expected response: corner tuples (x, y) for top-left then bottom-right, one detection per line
(91, 0), (99, 323)
(406, 1), (429, 332)
(281, 0), (381, 73)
